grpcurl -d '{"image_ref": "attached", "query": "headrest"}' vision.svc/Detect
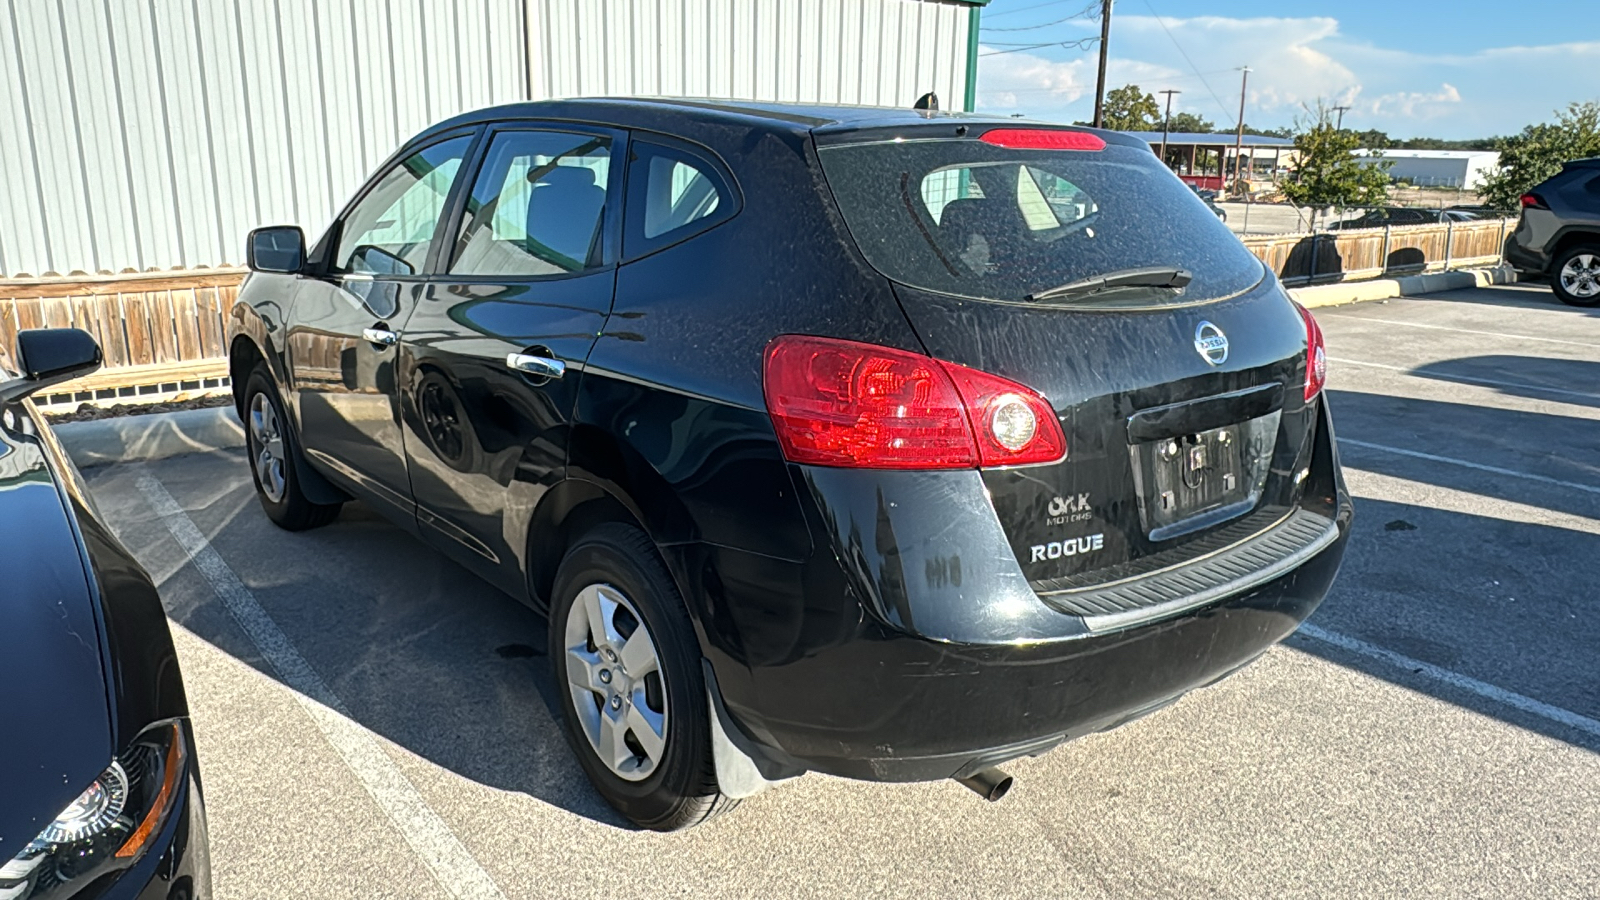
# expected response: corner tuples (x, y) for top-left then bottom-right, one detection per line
(531, 164), (598, 189)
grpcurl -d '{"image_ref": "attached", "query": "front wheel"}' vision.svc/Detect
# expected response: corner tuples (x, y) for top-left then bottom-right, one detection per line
(548, 523), (737, 831)
(1551, 245), (1600, 307)
(243, 367), (342, 531)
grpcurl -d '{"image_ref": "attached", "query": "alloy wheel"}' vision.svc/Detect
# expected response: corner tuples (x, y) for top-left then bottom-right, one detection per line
(1560, 253), (1600, 299)
(248, 392), (287, 503)
(563, 583), (669, 782)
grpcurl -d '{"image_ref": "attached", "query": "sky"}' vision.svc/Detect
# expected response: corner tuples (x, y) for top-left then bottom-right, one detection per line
(974, 0), (1597, 139)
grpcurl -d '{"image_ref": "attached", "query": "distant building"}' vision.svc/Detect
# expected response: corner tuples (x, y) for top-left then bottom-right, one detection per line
(1117, 132), (1299, 190)
(1355, 149), (1501, 189)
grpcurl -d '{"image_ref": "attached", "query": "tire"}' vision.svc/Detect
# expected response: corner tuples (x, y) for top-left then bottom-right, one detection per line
(547, 523), (737, 831)
(1550, 245), (1600, 307)
(243, 367), (342, 531)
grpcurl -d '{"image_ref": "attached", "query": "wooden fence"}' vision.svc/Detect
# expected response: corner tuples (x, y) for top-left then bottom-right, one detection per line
(0, 218), (1514, 398)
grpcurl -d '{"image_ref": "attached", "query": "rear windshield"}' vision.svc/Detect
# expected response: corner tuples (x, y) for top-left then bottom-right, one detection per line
(817, 137), (1264, 305)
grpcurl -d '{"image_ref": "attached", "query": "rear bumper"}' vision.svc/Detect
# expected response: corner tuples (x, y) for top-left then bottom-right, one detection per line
(1503, 240), (1547, 276)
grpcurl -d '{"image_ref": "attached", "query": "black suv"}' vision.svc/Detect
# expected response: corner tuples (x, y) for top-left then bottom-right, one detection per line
(228, 99), (1351, 831)
(1506, 158), (1600, 306)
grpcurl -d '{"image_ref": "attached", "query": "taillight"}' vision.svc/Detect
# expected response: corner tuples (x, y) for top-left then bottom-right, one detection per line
(762, 335), (1067, 469)
(1520, 193), (1547, 209)
(979, 129), (1106, 152)
(1296, 304), (1327, 401)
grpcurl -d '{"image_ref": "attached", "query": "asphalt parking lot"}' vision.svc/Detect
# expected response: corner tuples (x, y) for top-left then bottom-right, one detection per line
(85, 282), (1598, 899)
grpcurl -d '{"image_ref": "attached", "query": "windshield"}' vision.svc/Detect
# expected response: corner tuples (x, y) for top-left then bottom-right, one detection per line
(816, 137), (1264, 305)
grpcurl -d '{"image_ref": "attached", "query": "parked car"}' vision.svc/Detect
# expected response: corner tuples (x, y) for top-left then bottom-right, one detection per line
(1326, 206), (1479, 230)
(228, 99), (1351, 830)
(1505, 158), (1600, 306)
(0, 329), (210, 898)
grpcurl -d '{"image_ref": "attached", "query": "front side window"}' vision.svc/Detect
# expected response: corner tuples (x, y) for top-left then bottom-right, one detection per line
(335, 136), (473, 276)
(450, 130), (613, 277)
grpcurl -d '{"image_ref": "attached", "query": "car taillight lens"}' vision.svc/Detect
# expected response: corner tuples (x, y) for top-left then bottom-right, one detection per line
(1519, 193), (1547, 209)
(762, 335), (1066, 469)
(1296, 303), (1327, 401)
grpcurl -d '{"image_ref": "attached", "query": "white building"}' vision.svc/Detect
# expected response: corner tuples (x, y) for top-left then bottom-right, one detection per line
(1355, 149), (1502, 189)
(0, 0), (985, 278)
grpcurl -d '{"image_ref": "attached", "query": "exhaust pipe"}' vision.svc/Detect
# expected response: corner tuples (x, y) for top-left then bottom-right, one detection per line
(955, 767), (1013, 802)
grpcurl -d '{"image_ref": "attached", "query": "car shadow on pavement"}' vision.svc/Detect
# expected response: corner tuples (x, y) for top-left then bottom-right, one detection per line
(1401, 355), (1600, 410)
(1402, 282), (1600, 316)
(1296, 493), (1600, 755)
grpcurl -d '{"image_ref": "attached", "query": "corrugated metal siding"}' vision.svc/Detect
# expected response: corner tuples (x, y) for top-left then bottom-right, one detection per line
(0, 0), (527, 277)
(1, 0), (970, 278)
(533, 0), (969, 114)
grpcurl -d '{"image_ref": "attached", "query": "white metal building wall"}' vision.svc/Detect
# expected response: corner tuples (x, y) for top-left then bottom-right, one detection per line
(531, 0), (969, 114)
(0, 0), (527, 278)
(0, 0), (971, 278)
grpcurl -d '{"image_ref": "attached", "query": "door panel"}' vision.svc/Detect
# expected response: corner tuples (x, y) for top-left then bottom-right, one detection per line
(289, 133), (475, 520)
(400, 126), (620, 596)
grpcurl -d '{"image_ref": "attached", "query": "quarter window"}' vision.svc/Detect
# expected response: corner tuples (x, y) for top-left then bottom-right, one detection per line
(450, 131), (613, 277)
(623, 140), (734, 258)
(334, 136), (473, 276)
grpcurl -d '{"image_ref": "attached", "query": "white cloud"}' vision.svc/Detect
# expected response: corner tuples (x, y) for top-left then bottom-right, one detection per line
(976, 13), (1600, 138)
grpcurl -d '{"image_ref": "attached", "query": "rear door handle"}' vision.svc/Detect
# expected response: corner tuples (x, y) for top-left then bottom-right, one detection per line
(506, 353), (566, 380)
(362, 327), (399, 347)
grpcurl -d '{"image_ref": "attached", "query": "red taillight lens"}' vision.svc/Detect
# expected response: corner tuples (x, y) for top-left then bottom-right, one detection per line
(1519, 193), (1546, 209)
(1296, 304), (1327, 401)
(762, 335), (1066, 469)
(979, 128), (1106, 152)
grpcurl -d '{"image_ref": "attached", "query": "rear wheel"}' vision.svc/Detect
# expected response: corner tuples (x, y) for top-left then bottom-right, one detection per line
(1551, 245), (1600, 307)
(548, 523), (736, 831)
(243, 367), (342, 531)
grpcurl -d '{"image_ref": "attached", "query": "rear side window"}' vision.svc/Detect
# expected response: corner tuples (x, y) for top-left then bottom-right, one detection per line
(624, 139), (735, 258)
(450, 130), (613, 277)
(818, 136), (1264, 305)
(334, 136), (473, 276)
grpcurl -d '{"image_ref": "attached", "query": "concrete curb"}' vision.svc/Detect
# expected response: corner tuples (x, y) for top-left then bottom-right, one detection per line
(1289, 265), (1519, 309)
(55, 405), (245, 468)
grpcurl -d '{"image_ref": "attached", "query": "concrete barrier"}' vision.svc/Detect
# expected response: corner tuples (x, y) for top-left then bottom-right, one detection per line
(1290, 265), (1518, 309)
(54, 405), (244, 468)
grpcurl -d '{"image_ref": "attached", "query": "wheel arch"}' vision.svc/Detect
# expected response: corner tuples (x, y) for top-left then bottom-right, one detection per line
(1547, 229), (1600, 271)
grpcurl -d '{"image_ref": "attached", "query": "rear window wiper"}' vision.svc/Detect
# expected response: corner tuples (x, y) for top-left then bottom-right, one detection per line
(1026, 266), (1193, 303)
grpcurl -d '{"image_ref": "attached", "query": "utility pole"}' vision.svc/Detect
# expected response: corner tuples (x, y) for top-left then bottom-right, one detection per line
(1158, 89), (1181, 170)
(1092, 0), (1112, 128)
(1332, 105), (1350, 130)
(1231, 66), (1251, 191)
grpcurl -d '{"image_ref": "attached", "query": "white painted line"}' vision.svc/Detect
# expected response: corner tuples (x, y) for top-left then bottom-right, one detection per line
(1321, 314), (1594, 348)
(133, 470), (507, 900)
(1337, 437), (1600, 497)
(1296, 624), (1600, 741)
(1329, 357), (1600, 403)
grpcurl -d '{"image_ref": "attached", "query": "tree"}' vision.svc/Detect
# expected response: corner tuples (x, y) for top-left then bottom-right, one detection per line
(1101, 84), (1160, 131)
(1231, 123), (1294, 138)
(1167, 111), (1213, 133)
(1352, 128), (1391, 149)
(1282, 105), (1391, 228)
(1479, 101), (1600, 210)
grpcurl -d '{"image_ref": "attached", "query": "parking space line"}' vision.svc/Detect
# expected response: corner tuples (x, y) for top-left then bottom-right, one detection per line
(1320, 314), (1595, 348)
(1338, 438), (1600, 497)
(133, 470), (508, 900)
(1297, 625), (1600, 740)
(1329, 357), (1600, 403)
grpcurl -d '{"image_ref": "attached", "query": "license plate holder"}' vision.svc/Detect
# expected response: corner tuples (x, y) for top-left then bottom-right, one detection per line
(1128, 410), (1279, 541)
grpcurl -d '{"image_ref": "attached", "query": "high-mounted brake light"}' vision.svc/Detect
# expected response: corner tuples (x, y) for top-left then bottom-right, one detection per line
(1520, 193), (1547, 209)
(762, 335), (1066, 469)
(979, 129), (1106, 152)
(1296, 304), (1327, 402)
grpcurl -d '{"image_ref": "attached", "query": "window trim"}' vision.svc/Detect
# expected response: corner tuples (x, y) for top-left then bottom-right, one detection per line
(620, 132), (742, 263)
(433, 121), (629, 284)
(308, 126), (485, 282)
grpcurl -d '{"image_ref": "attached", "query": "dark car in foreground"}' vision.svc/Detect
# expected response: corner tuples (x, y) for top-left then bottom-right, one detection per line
(0, 329), (210, 897)
(1505, 158), (1600, 306)
(229, 99), (1351, 830)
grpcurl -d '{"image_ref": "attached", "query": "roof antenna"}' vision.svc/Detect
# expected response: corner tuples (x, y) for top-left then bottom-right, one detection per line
(913, 92), (939, 111)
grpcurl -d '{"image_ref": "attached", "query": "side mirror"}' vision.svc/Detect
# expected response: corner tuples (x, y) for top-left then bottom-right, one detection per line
(1, 328), (103, 405)
(247, 226), (307, 273)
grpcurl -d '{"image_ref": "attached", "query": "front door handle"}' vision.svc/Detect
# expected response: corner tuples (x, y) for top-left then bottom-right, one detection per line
(506, 353), (565, 380)
(362, 327), (399, 347)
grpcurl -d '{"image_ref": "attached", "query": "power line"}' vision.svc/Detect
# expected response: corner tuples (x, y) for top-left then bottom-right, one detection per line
(1140, 0), (1237, 128)
(983, 0), (1082, 21)
(981, 2), (1099, 32)
(979, 37), (1100, 57)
